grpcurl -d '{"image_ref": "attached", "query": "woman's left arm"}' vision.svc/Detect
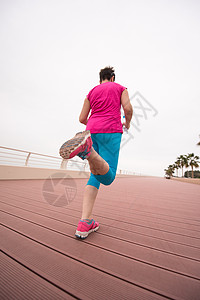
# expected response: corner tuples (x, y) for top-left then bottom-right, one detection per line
(79, 98), (91, 125)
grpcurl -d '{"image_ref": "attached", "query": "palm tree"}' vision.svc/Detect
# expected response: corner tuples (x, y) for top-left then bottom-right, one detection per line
(164, 169), (170, 178)
(173, 163), (178, 177)
(164, 164), (175, 178)
(177, 155), (188, 177)
(174, 159), (181, 177)
(184, 157), (190, 178)
(187, 153), (200, 178)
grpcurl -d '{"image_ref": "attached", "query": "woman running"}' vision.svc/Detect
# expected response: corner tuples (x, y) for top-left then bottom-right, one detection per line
(59, 66), (133, 238)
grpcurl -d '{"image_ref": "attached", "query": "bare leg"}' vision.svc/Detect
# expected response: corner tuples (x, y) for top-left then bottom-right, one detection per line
(87, 147), (109, 175)
(81, 185), (98, 219)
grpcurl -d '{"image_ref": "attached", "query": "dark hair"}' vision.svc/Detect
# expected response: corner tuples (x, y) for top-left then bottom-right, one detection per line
(99, 66), (115, 83)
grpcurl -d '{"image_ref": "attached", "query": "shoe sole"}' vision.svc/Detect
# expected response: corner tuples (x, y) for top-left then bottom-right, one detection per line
(75, 225), (99, 239)
(59, 130), (91, 159)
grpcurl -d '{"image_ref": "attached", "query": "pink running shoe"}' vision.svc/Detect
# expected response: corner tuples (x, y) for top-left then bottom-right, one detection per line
(75, 219), (99, 239)
(59, 130), (92, 160)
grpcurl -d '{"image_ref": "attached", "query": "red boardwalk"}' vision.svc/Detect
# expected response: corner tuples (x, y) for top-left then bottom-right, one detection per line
(1, 176), (200, 299)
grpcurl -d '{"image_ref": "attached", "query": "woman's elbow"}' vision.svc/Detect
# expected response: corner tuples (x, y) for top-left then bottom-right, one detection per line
(124, 103), (133, 114)
(79, 116), (87, 124)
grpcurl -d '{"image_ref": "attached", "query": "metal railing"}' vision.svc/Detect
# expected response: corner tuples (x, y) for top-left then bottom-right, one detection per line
(0, 146), (142, 176)
(0, 146), (89, 172)
(118, 169), (143, 176)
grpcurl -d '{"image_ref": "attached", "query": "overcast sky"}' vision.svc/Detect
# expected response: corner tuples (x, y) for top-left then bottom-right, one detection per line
(0, 0), (200, 177)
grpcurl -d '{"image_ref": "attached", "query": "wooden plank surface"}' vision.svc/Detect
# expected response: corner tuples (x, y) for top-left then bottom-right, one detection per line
(1, 177), (200, 299)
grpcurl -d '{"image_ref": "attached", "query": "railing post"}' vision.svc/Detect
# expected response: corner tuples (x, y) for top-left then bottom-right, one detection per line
(60, 159), (68, 169)
(25, 152), (31, 166)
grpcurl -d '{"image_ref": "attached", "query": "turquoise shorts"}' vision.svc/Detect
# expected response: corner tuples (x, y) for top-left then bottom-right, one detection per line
(87, 133), (122, 189)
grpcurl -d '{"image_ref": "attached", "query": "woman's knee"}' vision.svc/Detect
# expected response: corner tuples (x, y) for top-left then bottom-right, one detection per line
(95, 171), (116, 186)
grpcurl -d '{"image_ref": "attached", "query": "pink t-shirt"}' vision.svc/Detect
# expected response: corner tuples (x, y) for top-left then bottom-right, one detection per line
(86, 82), (126, 134)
